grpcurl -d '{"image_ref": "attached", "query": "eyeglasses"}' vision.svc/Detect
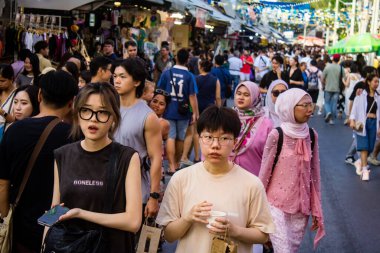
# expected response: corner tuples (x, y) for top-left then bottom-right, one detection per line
(79, 107), (112, 123)
(271, 90), (286, 97)
(295, 103), (314, 109)
(155, 89), (170, 97)
(200, 135), (234, 146)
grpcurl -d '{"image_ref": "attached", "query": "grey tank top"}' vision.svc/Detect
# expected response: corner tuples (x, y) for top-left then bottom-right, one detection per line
(114, 100), (153, 159)
(114, 100), (153, 203)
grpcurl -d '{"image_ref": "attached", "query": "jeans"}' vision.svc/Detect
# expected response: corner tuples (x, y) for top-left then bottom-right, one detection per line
(324, 91), (339, 119)
(231, 75), (240, 98)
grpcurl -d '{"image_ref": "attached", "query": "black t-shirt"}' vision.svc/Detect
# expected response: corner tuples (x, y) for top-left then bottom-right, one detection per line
(349, 81), (366, 101)
(259, 70), (290, 90)
(54, 141), (137, 253)
(0, 116), (71, 250)
(288, 68), (304, 89)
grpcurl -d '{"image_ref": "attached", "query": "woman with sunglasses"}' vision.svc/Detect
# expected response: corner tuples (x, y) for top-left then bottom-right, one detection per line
(264, 80), (289, 127)
(44, 82), (142, 252)
(157, 106), (275, 253)
(259, 88), (324, 253)
(230, 81), (273, 176)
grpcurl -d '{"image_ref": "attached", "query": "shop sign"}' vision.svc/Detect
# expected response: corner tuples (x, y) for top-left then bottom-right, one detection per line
(195, 8), (207, 28)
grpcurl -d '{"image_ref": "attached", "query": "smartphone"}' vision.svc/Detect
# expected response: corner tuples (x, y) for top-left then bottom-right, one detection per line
(37, 206), (69, 227)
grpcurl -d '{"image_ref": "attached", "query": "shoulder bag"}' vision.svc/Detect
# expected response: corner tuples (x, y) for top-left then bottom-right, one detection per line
(42, 143), (121, 253)
(169, 70), (190, 115)
(0, 118), (61, 253)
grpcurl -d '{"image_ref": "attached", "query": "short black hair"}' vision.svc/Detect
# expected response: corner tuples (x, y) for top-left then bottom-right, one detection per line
(197, 106), (241, 138)
(361, 66), (377, 78)
(199, 59), (213, 73)
(0, 64), (14, 80)
(63, 61), (79, 82)
(215, 55), (224, 66)
(34, 41), (49, 53)
(125, 40), (137, 48)
(272, 55), (284, 65)
(114, 58), (147, 98)
(90, 56), (112, 77)
(161, 41), (169, 48)
(104, 39), (115, 47)
(39, 70), (79, 108)
(177, 48), (190, 65)
(80, 70), (92, 83)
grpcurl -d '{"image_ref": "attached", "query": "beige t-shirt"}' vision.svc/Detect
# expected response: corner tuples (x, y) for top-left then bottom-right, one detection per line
(156, 162), (275, 253)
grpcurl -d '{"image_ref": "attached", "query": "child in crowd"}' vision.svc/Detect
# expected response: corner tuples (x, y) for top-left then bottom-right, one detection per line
(142, 80), (155, 103)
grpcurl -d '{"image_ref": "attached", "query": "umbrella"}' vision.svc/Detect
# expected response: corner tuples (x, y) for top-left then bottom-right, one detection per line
(328, 33), (380, 54)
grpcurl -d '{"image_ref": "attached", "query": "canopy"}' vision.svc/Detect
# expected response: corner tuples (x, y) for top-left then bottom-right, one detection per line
(296, 36), (325, 47)
(328, 33), (380, 54)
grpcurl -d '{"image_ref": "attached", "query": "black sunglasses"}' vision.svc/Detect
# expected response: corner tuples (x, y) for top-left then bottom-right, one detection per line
(155, 89), (170, 97)
(272, 90), (286, 97)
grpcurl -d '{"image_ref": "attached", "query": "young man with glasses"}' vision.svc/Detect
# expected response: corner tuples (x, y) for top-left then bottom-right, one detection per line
(90, 56), (113, 83)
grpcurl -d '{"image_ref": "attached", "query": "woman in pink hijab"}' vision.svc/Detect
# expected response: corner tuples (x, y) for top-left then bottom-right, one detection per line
(259, 88), (325, 252)
(230, 81), (273, 176)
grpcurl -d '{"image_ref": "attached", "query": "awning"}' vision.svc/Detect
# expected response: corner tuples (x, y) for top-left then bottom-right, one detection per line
(18, 0), (97, 10)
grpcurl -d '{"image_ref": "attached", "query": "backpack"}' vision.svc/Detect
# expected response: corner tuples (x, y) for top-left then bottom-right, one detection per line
(307, 70), (319, 90)
(271, 127), (315, 174)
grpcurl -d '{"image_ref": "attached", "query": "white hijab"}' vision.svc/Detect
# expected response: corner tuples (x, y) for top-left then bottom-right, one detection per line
(265, 80), (289, 127)
(275, 88), (311, 138)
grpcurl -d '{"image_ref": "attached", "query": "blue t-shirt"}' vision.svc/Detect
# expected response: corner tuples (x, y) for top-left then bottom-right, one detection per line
(196, 73), (217, 114)
(211, 67), (231, 99)
(157, 66), (197, 120)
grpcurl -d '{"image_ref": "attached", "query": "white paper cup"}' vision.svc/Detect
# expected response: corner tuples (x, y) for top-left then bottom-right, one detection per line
(207, 211), (226, 228)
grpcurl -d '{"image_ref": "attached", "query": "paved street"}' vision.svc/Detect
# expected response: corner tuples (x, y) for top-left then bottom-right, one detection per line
(162, 114), (380, 253)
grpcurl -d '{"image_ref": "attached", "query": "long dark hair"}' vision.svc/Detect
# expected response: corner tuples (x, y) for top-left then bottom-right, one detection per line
(14, 85), (40, 116)
(22, 53), (41, 78)
(365, 73), (379, 93)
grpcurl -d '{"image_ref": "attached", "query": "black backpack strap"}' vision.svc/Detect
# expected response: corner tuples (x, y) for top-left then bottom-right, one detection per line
(309, 127), (315, 152)
(271, 127), (283, 174)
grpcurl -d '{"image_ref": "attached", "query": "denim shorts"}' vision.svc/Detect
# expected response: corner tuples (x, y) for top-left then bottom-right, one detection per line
(168, 119), (189, 141)
(356, 118), (377, 153)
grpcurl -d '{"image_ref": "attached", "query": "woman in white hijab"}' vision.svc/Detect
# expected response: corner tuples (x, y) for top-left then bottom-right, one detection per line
(264, 80), (289, 127)
(259, 88), (325, 253)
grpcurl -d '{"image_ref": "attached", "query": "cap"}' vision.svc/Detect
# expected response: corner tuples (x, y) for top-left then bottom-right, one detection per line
(333, 54), (341, 61)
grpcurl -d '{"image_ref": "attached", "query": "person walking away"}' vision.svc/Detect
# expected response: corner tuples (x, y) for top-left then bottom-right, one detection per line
(322, 54), (345, 125)
(259, 88), (325, 252)
(228, 51), (243, 97)
(211, 55), (231, 106)
(307, 60), (323, 114)
(157, 48), (199, 174)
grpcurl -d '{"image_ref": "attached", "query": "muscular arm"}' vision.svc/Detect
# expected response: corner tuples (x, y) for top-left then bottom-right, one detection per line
(144, 113), (163, 216)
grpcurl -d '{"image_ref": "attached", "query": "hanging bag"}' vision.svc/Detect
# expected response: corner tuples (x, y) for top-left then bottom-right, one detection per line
(42, 143), (121, 253)
(355, 99), (376, 133)
(210, 228), (238, 253)
(0, 118), (60, 253)
(136, 218), (163, 253)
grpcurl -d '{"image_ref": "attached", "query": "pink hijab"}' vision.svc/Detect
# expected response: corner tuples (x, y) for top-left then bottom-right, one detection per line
(233, 81), (264, 156)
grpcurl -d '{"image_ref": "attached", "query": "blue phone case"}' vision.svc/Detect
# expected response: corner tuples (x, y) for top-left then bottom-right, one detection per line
(37, 206), (69, 227)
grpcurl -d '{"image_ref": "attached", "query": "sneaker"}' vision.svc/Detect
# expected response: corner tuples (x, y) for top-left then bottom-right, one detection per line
(325, 112), (332, 123)
(317, 111), (323, 115)
(354, 159), (362, 175)
(368, 156), (380, 166)
(328, 119), (335, 125)
(345, 156), (355, 165)
(361, 170), (370, 181)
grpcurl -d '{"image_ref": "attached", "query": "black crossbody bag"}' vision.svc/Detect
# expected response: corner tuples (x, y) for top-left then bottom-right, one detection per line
(42, 143), (121, 253)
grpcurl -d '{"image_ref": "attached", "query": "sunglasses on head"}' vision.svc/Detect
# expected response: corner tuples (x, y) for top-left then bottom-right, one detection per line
(271, 90), (286, 97)
(155, 89), (170, 97)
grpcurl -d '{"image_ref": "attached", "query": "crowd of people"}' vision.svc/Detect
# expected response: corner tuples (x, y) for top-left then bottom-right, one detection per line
(0, 35), (378, 253)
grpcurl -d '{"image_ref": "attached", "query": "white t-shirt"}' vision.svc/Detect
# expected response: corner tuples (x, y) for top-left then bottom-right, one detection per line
(156, 162), (275, 253)
(228, 57), (243, 76)
(254, 55), (271, 77)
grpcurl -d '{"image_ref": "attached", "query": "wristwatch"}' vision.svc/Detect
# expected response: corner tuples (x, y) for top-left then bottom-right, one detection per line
(149, 192), (160, 200)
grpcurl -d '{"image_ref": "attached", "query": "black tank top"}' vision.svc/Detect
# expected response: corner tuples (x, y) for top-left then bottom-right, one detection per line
(367, 95), (377, 114)
(54, 141), (137, 253)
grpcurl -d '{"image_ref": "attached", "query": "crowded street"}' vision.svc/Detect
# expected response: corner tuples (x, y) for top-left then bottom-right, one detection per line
(0, 0), (380, 253)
